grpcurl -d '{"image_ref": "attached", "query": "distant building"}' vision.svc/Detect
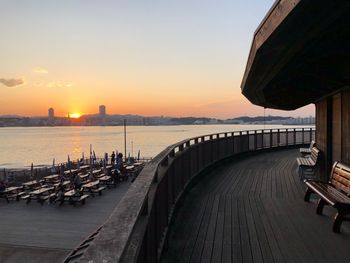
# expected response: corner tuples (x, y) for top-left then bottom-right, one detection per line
(48, 108), (54, 119)
(99, 105), (106, 116)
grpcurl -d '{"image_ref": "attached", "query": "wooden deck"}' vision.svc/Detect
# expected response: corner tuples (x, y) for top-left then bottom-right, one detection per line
(0, 182), (131, 263)
(162, 149), (350, 263)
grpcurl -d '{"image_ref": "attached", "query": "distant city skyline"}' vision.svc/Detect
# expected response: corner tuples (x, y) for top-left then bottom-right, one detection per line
(0, 1), (314, 118)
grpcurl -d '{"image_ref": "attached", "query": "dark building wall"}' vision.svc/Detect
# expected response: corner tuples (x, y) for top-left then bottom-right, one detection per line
(315, 98), (331, 181)
(316, 88), (350, 181)
(341, 90), (350, 164)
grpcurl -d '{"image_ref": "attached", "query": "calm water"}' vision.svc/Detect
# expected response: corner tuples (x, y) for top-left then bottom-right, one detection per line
(0, 125), (314, 168)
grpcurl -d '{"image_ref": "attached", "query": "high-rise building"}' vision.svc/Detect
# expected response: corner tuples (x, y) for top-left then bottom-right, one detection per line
(99, 105), (106, 116)
(48, 108), (54, 119)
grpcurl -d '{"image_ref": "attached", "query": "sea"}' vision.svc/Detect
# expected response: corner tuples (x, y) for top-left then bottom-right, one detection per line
(0, 124), (314, 169)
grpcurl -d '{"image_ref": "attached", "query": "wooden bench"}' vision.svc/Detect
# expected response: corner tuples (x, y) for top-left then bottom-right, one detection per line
(300, 140), (315, 156)
(296, 147), (320, 179)
(304, 161), (350, 232)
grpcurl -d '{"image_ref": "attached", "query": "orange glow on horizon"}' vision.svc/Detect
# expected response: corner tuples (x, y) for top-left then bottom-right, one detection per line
(69, 113), (81, 119)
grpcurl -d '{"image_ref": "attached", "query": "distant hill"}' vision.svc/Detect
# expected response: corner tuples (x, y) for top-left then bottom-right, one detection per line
(231, 115), (292, 122)
(170, 117), (212, 125)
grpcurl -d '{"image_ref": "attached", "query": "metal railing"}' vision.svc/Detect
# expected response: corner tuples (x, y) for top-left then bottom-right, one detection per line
(79, 128), (315, 263)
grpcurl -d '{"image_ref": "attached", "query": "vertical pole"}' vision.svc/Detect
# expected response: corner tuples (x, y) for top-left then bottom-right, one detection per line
(124, 119), (127, 162)
(131, 141), (133, 158)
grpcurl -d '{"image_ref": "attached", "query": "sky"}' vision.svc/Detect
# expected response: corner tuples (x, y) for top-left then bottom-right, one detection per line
(0, 0), (314, 118)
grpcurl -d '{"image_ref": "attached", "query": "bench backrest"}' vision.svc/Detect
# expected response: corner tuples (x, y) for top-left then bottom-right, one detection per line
(310, 147), (320, 163)
(309, 140), (315, 149)
(330, 161), (350, 195)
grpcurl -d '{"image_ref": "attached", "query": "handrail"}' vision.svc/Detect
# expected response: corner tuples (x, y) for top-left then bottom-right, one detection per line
(79, 127), (315, 263)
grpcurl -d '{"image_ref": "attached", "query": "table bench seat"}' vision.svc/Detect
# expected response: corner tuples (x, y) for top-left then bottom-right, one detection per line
(76, 194), (89, 205)
(91, 186), (106, 196)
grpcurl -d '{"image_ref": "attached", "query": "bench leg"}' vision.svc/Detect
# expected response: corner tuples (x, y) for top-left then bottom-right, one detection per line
(333, 212), (344, 233)
(298, 166), (302, 179)
(316, 199), (326, 215)
(304, 187), (313, 202)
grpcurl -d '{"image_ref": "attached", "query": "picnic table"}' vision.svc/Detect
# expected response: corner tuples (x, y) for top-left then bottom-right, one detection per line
(44, 174), (60, 182)
(63, 189), (89, 205)
(64, 169), (78, 175)
(83, 180), (105, 196)
(22, 180), (41, 190)
(27, 186), (55, 204)
(3, 186), (23, 194)
(99, 175), (111, 183)
(126, 166), (135, 177)
(1, 186), (25, 202)
(92, 169), (102, 175)
(79, 174), (90, 181)
(53, 180), (71, 189)
(83, 180), (100, 189)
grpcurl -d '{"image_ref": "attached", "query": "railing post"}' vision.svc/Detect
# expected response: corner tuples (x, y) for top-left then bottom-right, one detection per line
(254, 130), (257, 150)
(277, 129), (280, 146)
(286, 129), (289, 145)
(310, 128), (313, 142)
(302, 128), (305, 144)
(179, 144), (184, 152)
(232, 132), (235, 153)
(270, 129), (273, 148)
(239, 131), (243, 152)
(293, 128), (296, 145)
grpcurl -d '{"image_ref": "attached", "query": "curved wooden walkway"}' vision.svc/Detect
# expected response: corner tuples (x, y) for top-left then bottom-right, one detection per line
(162, 149), (350, 263)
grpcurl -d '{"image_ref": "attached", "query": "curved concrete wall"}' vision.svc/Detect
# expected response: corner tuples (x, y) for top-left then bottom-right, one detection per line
(80, 128), (315, 263)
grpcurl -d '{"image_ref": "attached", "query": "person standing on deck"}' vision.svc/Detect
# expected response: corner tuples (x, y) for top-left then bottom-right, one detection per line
(111, 151), (116, 165)
(73, 174), (82, 190)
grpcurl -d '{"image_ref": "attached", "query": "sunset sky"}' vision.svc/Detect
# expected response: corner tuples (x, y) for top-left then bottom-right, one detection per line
(0, 0), (314, 118)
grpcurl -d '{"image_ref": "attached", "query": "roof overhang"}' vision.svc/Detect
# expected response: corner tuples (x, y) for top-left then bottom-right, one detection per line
(241, 0), (350, 110)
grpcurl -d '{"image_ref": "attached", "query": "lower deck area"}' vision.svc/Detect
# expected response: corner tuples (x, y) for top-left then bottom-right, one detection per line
(0, 181), (131, 263)
(162, 148), (350, 263)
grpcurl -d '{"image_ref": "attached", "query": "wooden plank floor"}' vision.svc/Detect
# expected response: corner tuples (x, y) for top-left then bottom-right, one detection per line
(162, 149), (350, 263)
(0, 181), (131, 263)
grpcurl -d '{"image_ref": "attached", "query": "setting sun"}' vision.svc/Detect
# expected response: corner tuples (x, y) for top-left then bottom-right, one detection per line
(69, 113), (81, 119)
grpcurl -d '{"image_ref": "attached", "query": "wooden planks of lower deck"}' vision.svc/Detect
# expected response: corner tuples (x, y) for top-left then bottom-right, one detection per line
(162, 149), (350, 263)
(0, 181), (131, 263)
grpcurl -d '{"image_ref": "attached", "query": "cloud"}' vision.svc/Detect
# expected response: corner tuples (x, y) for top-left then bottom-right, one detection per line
(46, 81), (73, 88)
(32, 67), (48, 74)
(0, 78), (25, 87)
